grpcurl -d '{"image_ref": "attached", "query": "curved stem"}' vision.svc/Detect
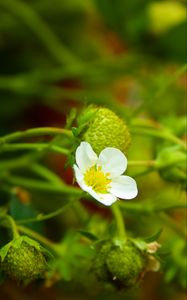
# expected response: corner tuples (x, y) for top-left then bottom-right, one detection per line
(111, 203), (126, 239)
(131, 127), (186, 150)
(0, 127), (72, 144)
(30, 163), (64, 186)
(128, 160), (156, 167)
(0, 143), (69, 155)
(2, 175), (82, 196)
(130, 168), (154, 178)
(119, 201), (186, 214)
(16, 202), (73, 225)
(5, 215), (20, 239)
(0, 154), (32, 170)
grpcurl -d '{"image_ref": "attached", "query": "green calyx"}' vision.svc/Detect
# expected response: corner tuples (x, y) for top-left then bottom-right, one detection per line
(93, 239), (147, 289)
(79, 106), (131, 155)
(0, 236), (48, 284)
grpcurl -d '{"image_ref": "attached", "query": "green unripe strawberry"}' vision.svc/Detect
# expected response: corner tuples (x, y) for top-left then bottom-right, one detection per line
(93, 241), (112, 281)
(0, 236), (48, 284)
(80, 106), (131, 155)
(93, 239), (147, 289)
(106, 241), (146, 288)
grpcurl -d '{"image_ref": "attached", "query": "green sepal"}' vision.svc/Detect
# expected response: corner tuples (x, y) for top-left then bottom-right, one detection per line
(131, 239), (148, 251)
(72, 127), (79, 137)
(78, 230), (99, 241)
(0, 235), (52, 262)
(77, 105), (98, 128)
(66, 108), (77, 129)
(144, 228), (163, 243)
(112, 238), (126, 250)
(0, 242), (11, 262)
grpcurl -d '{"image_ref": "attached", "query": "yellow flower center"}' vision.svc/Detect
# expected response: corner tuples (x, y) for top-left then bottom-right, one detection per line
(84, 165), (111, 194)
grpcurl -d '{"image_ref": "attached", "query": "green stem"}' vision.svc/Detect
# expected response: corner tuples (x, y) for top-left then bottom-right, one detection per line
(128, 160), (156, 167)
(111, 203), (126, 239)
(0, 127), (72, 144)
(0, 154), (32, 170)
(0, 143), (69, 155)
(30, 163), (64, 186)
(16, 202), (73, 225)
(0, 0), (80, 65)
(5, 215), (20, 239)
(131, 127), (186, 150)
(119, 201), (186, 214)
(3, 175), (82, 196)
(130, 168), (154, 178)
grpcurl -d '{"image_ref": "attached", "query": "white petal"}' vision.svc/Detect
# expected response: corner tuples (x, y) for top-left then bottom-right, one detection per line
(73, 165), (90, 192)
(98, 148), (127, 178)
(110, 175), (138, 199)
(75, 142), (98, 172)
(88, 189), (117, 206)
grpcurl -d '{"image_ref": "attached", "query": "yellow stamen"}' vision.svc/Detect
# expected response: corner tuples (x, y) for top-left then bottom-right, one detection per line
(84, 165), (111, 194)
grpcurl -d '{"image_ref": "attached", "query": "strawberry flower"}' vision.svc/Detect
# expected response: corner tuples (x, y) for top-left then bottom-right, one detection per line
(73, 142), (138, 206)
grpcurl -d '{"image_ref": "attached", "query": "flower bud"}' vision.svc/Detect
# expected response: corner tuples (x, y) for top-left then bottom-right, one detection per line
(156, 146), (186, 187)
(147, 241), (161, 254)
(0, 236), (48, 284)
(80, 106), (131, 155)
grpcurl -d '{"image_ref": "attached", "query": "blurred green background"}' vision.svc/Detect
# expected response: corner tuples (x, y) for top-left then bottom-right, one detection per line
(0, 0), (186, 299)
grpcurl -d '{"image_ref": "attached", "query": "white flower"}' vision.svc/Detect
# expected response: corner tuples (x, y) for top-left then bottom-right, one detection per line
(73, 142), (138, 206)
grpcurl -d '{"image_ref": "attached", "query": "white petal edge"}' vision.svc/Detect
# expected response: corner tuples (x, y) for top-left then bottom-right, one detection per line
(88, 189), (117, 206)
(75, 142), (98, 172)
(110, 175), (138, 199)
(97, 147), (127, 178)
(73, 165), (90, 193)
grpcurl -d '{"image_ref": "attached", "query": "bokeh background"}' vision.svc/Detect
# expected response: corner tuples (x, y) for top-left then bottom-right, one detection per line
(0, 0), (186, 299)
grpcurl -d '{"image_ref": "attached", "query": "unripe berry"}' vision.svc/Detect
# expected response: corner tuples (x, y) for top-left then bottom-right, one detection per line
(93, 239), (147, 289)
(93, 241), (112, 281)
(80, 107), (131, 155)
(0, 236), (48, 284)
